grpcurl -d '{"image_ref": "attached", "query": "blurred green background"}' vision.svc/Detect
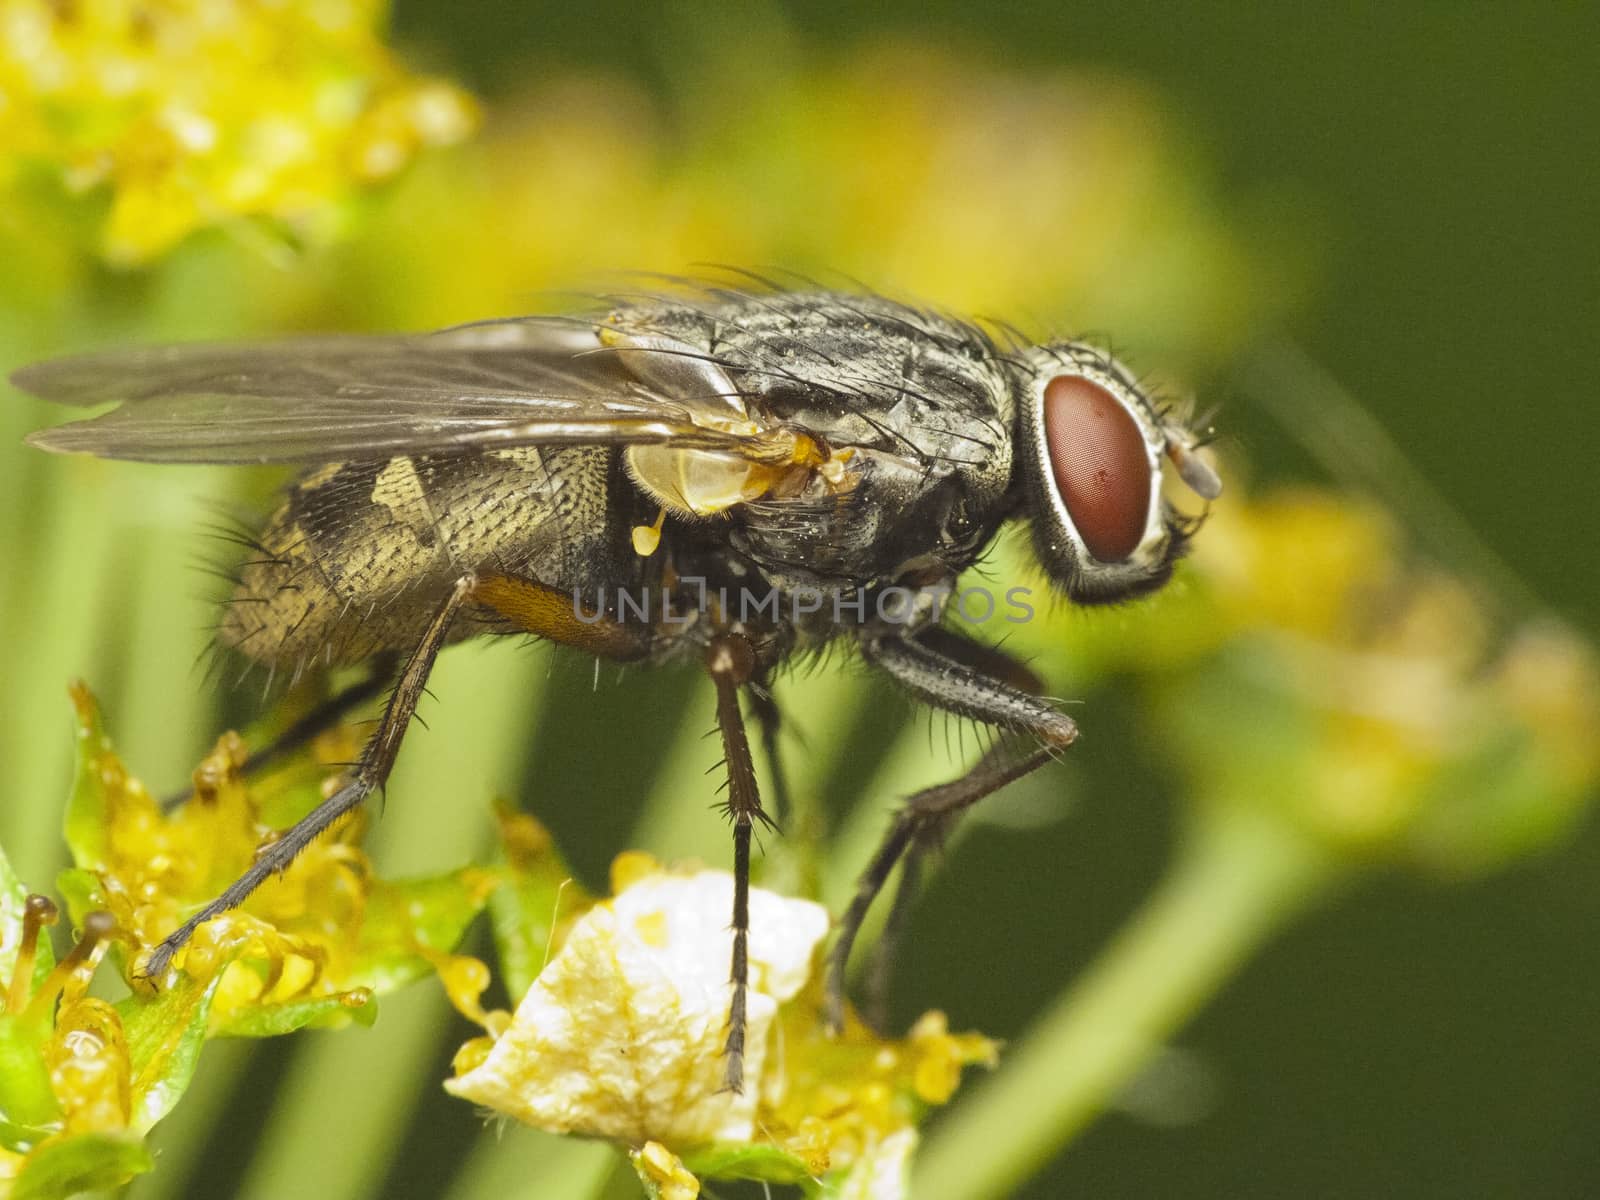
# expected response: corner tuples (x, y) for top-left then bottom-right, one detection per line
(2, 2), (1596, 1197)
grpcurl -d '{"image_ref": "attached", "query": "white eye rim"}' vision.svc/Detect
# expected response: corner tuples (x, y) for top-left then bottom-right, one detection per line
(1020, 349), (1171, 579)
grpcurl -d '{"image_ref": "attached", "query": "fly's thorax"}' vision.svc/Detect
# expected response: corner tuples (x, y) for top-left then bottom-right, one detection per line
(607, 292), (1017, 590)
(721, 443), (1006, 596)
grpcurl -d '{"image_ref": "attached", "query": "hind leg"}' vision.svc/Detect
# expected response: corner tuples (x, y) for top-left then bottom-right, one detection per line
(144, 578), (475, 977)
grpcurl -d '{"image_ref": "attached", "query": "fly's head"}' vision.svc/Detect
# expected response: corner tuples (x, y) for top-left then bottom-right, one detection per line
(1015, 342), (1222, 605)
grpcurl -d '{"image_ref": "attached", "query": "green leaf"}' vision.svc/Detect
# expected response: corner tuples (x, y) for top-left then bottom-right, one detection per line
(0, 1013), (60, 1140)
(51, 868), (106, 931)
(63, 685), (116, 870)
(117, 967), (226, 1132)
(9, 1130), (152, 1199)
(216, 989), (378, 1038)
(487, 811), (589, 1002)
(681, 1141), (814, 1185)
(346, 866), (498, 995)
(1, 848), (65, 1146)
(0, 1116), (57, 1156)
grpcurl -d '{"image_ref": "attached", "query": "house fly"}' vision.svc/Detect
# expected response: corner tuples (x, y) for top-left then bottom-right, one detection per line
(13, 285), (1221, 1091)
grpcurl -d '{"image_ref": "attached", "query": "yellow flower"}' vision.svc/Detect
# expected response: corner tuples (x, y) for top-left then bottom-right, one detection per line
(1137, 485), (1600, 869)
(0, 0), (476, 264)
(448, 851), (997, 1198)
(631, 1141), (700, 1200)
(60, 682), (498, 1033)
(329, 40), (1288, 366)
(1, 886), (149, 1190)
(2, 684), (504, 1194)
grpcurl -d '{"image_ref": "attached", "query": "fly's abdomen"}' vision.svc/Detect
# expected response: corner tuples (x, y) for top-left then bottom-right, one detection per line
(218, 446), (621, 671)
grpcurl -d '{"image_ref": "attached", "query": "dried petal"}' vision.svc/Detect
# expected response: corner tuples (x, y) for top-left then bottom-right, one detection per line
(448, 864), (828, 1146)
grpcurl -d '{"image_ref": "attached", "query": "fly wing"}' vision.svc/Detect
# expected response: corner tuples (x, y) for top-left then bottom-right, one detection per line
(13, 317), (771, 464)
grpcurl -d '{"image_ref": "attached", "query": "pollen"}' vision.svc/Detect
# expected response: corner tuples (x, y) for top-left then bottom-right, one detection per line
(631, 508), (666, 557)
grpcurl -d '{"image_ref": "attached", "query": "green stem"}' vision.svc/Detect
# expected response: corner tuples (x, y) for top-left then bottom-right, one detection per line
(913, 800), (1339, 1200)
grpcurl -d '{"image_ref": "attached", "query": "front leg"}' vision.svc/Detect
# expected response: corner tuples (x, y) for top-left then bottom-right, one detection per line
(826, 630), (1076, 1032)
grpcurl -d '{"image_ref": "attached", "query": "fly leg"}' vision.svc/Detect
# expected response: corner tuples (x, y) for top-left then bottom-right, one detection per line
(142, 577), (477, 979)
(705, 632), (776, 1094)
(826, 630), (1074, 1033)
(857, 629), (1048, 1024)
(161, 656), (397, 811)
(860, 833), (926, 1033)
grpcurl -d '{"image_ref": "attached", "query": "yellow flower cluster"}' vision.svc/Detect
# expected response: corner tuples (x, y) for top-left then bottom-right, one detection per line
(0, 685), (500, 1193)
(0, 0), (476, 264)
(1, 896), (150, 1190)
(1114, 484), (1600, 870)
(68, 684), (499, 1024)
(324, 42), (1285, 364)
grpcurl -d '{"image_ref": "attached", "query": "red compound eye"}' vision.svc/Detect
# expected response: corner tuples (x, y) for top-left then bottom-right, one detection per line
(1042, 375), (1152, 562)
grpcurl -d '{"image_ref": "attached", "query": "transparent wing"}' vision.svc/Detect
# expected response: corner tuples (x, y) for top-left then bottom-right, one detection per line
(12, 317), (771, 464)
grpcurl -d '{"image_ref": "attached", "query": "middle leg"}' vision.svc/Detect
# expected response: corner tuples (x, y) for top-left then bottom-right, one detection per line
(704, 632), (776, 1094)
